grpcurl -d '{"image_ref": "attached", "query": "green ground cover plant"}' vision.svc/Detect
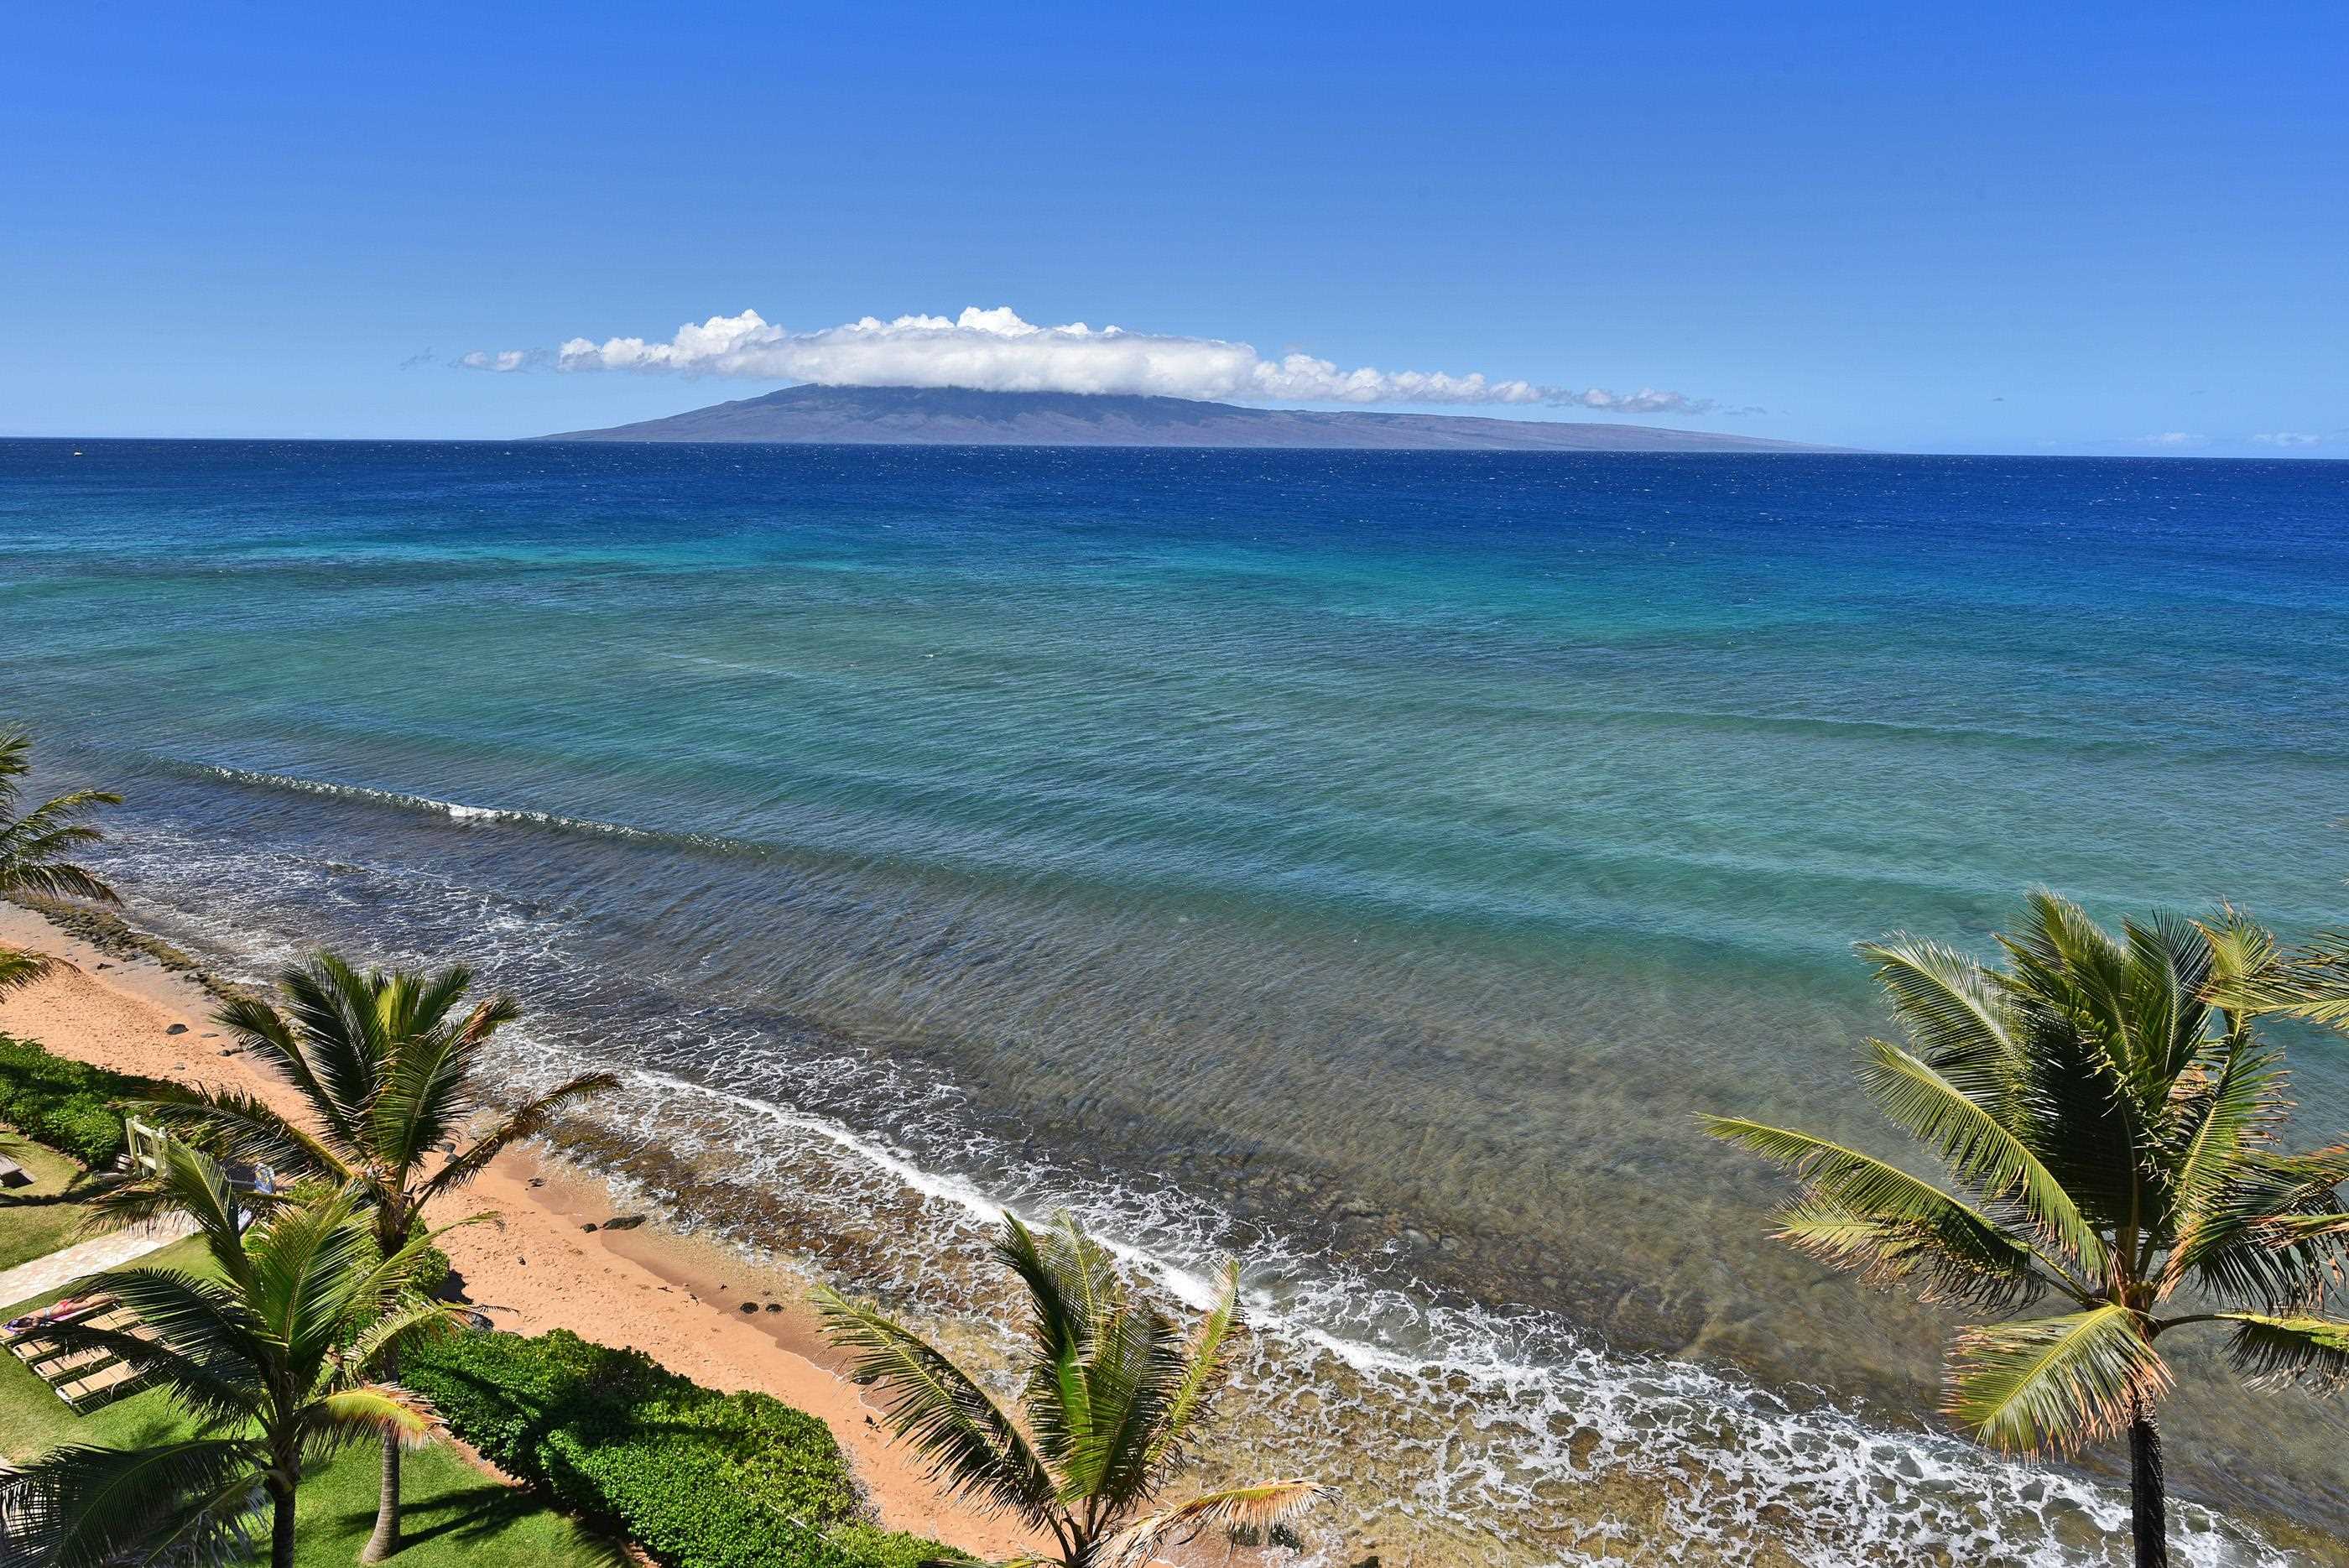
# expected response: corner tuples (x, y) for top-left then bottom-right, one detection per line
(0, 1031), (159, 1169)
(404, 1326), (961, 1568)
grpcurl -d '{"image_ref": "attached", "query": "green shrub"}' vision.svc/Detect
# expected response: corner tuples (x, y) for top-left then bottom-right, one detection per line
(820, 1524), (967, 1568)
(540, 1391), (858, 1567)
(404, 1327), (965, 1568)
(0, 1031), (159, 1166)
(410, 1242), (455, 1300)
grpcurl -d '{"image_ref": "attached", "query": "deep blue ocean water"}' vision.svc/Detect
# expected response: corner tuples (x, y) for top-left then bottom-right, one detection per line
(4, 439), (2347, 1564)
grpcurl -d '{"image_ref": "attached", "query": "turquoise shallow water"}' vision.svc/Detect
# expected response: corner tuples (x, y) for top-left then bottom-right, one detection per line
(4, 439), (2347, 1562)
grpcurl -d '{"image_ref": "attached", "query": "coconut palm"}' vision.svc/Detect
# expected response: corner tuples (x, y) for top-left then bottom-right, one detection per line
(1703, 893), (2349, 1568)
(0, 1140), (457, 1568)
(0, 725), (121, 995)
(128, 952), (618, 1562)
(816, 1213), (1324, 1568)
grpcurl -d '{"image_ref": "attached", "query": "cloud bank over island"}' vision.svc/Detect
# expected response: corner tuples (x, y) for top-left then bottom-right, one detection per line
(471, 305), (1716, 415)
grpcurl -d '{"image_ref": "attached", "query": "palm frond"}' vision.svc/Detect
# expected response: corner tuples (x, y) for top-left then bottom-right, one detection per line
(2217, 1312), (2349, 1392)
(301, 1385), (441, 1456)
(2165, 1146), (2349, 1313)
(340, 1294), (468, 1379)
(0, 856), (120, 905)
(996, 1212), (1101, 1370)
(0, 1437), (263, 1568)
(1857, 935), (2019, 1103)
(416, 1070), (619, 1206)
(133, 1139), (262, 1286)
(1857, 1039), (2108, 1274)
(0, 784), (122, 834)
(1700, 1117), (2058, 1303)
(2197, 905), (2286, 1015)
(369, 996), (490, 1180)
(0, 771), (124, 906)
(2226, 933), (2349, 1029)
(368, 1055), (466, 1188)
(277, 955), (394, 1133)
(0, 724), (25, 796)
(2118, 911), (2215, 1096)
(1773, 1203), (2049, 1310)
(128, 1083), (355, 1183)
(1143, 1259), (1242, 1486)
(1065, 1302), (1185, 1508)
(393, 965), (481, 1044)
(0, 945), (52, 994)
(2002, 891), (2133, 1028)
(2258, 1210), (2349, 1243)
(813, 1285), (1062, 1529)
(1101, 1479), (1327, 1568)
(238, 1178), (377, 1367)
(2159, 1037), (2293, 1297)
(2011, 1006), (2153, 1243)
(211, 990), (366, 1149)
(1945, 1304), (2169, 1454)
(332, 1216), (490, 1372)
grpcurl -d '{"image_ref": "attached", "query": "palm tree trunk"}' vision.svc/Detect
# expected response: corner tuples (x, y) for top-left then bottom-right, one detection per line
(2128, 1396), (2167, 1568)
(362, 1249), (405, 1563)
(271, 1479), (299, 1568)
(361, 1431), (401, 1561)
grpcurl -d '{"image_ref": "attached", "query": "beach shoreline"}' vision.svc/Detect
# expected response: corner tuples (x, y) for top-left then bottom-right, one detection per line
(0, 900), (1044, 1562)
(8, 887), (2339, 1567)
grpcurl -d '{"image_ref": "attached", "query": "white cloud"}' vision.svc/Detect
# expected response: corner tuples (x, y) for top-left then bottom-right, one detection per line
(2133, 431), (2206, 448)
(492, 305), (1714, 414)
(2250, 431), (2323, 448)
(459, 349), (536, 372)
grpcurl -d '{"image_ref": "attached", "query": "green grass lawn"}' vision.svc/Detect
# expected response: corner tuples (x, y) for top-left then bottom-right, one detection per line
(0, 1129), (107, 1273)
(0, 1149), (616, 1566)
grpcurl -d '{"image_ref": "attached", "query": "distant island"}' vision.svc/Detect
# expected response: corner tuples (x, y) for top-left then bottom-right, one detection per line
(536, 384), (1841, 451)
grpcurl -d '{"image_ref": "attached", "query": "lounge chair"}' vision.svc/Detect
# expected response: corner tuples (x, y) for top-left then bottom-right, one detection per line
(18, 1301), (154, 1411)
(31, 1340), (117, 1378)
(58, 1357), (145, 1411)
(4, 1295), (113, 1347)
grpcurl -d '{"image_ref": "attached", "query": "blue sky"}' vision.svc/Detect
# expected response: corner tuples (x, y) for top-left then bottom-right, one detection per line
(5, 2), (2342, 452)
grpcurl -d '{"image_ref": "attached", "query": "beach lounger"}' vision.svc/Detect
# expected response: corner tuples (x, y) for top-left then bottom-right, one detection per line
(13, 1299), (153, 1409)
(33, 1341), (117, 1378)
(5, 1295), (114, 1347)
(18, 1305), (142, 1358)
(58, 1357), (144, 1411)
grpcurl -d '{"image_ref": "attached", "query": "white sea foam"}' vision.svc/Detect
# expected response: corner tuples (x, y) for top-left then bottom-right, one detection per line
(195, 765), (743, 852)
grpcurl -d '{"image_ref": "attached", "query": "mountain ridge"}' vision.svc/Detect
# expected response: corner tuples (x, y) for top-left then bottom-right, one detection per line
(535, 384), (1841, 451)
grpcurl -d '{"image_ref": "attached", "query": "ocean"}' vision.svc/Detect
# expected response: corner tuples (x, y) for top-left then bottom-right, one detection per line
(3, 438), (2346, 1564)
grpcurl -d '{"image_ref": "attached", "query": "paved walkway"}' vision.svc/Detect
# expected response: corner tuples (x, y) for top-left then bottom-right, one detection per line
(0, 1216), (196, 1310)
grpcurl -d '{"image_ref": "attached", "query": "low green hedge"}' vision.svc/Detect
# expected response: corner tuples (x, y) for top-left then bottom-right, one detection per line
(0, 1031), (159, 1167)
(404, 1327), (962, 1568)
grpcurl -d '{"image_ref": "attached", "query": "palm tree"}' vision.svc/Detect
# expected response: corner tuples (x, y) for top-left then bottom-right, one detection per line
(0, 1141), (456, 1568)
(816, 1213), (1325, 1568)
(0, 725), (122, 995)
(1702, 893), (2349, 1568)
(130, 952), (618, 1563)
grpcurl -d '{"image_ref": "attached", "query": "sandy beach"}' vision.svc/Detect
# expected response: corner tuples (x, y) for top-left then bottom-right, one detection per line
(0, 902), (1041, 1562)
